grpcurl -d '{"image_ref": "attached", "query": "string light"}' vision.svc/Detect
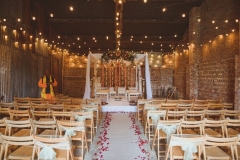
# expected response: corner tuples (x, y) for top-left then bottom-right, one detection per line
(162, 8), (166, 12)
(32, 17), (36, 20)
(50, 13), (54, 17)
(70, 6), (73, 11)
(182, 14), (186, 18)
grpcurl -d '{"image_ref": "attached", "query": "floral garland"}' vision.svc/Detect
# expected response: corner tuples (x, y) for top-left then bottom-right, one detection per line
(101, 50), (136, 64)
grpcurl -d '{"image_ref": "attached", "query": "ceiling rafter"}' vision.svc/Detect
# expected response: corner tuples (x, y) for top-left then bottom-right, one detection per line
(49, 18), (188, 24)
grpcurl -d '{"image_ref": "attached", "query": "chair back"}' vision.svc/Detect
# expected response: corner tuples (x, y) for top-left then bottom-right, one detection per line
(33, 134), (73, 160)
(167, 134), (205, 160)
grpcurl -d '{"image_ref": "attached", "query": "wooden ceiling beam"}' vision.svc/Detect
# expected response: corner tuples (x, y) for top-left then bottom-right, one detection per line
(49, 18), (188, 24)
(126, 0), (203, 2)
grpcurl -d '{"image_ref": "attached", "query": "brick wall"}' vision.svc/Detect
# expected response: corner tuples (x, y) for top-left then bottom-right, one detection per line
(174, 0), (240, 104)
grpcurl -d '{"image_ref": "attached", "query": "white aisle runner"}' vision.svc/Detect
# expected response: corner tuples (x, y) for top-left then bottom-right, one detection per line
(85, 112), (157, 160)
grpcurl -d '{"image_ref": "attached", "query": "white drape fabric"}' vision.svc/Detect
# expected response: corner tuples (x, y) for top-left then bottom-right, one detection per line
(83, 54), (91, 99)
(33, 138), (71, 160)
(74, 114), (93, 122)
(169, 139), (202, 160)
(157, 123), (180, 143)
(83, 53), (153, 99)
(137, 65), (142, 95)
(58, 124), (86, 136)
(145, 54), (152, 99)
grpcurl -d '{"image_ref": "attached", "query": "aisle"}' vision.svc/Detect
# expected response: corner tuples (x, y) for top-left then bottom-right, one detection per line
(85, 112), (157, 160)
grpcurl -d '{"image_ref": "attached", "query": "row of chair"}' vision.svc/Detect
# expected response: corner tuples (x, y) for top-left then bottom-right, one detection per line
(149, 118), (240, 159)
(13, 96), (84, 105)
(151, 98), (225, 104)
(0, 114), (91, 159)
(138, 101), (233, 122)
(165, 134), (240, 160)
(0, 101), (101, 125)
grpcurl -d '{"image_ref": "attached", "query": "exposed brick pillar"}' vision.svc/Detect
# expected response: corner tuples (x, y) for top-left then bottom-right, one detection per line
(234, 22), (240, 110)
(187, 7), (201, 99)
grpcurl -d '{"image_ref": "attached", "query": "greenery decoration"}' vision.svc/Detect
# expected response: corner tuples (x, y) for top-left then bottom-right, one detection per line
(101, 50), (136, 64)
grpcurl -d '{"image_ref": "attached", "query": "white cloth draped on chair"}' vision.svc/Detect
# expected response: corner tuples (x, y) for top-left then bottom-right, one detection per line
(157, 123), (180, 143)
(168, 136), (204, 160)
(58, 124), (86, 136)
(83, 53), (152, 100)
(74, 114), (93, 122)
(33, 137), (72, 160)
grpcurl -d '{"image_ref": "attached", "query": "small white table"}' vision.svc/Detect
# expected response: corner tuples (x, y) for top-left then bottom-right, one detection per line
(95, 90), (109, 102)
(127, 90), (140, 101)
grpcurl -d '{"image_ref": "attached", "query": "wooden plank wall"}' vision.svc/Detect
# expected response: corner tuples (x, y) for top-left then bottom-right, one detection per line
(0, 0), (62, 102)
(0, 44), (51, 102)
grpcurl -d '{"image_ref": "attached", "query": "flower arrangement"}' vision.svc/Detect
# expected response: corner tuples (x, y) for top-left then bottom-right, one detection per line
(101, 50), (136, 64)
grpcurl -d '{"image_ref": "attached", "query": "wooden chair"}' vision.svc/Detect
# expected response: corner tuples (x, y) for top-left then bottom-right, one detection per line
(192, 103), (208, 111)
(13, 97), (29, 104)
(223, 109), (240, 120)
(63, 104), (82, 112)
(165, 99), (180, 103)
(57, 120), (88, 159)
(203, 118), (226, 138)
(28, 97), (44, 104)
(151, 99), (165, 104)
(225, 118), (240, 138)
(137, 99), (152, 122)
(31, 102), (49, 111)
(208, 99), (223, 104)
(1, 135), (35, 160)
(194, 99), (208, 104)
(152, 120), (182, 160)
(165, 134), (205, 160)
(177, 103), (193, 111)
(142, 103), (161, 125)
(181, 119), (204, 135)
(14, 102), (31, 110)
(0, 107), (10, 118)
(73, 111), (95, 143)
(179, 99), (194, 104)
(0, 119), (6, 135)
(31, 119), (58, 136)
(117, 87), (126, 97)
(205, 109), (225, 120)
(207, 103), (224, 110)
(57, 98), (72, 104)
(4, 118), (32, 136)
(33, 134), (74, 160)
(52, 111), (73, 121)
(85, 99), (102, 119)
(0, 102), (12, 118)
(166, 110), (186, 120)
(82, 104), (99, 132)
(31, 110), (53, 121)
(144, 110), (167, 141)
(224, 102), (234, 110)
(109, 87), (116, 97)
(204, 136), (237, 160)
(8, 108), (31, 120)
(160, 103), (177, 111)
(185, 110), (205, 121)
(71, 98), (83, 105)
(47, 103), (64, 111)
